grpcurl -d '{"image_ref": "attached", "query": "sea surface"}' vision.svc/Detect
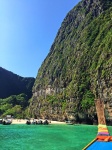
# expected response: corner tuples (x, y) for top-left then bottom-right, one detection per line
(1, 124), (112, 150)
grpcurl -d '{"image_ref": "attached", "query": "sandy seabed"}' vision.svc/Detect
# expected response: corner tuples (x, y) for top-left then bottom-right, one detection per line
(11, 119), (66, 125)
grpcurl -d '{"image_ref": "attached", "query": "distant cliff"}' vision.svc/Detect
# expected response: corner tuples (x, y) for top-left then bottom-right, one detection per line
(29, 0), (112, 124)
(0, 67), (35, 99)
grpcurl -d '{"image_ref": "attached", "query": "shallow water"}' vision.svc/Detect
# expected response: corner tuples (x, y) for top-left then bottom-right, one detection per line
(0, 124), (111, 150)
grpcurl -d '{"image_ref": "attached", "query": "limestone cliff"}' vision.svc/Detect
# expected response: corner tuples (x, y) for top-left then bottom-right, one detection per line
(29, 0), (112, 124)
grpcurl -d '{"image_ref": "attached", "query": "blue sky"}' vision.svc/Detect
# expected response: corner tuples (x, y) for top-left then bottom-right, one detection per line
(0, 0), (80, 78)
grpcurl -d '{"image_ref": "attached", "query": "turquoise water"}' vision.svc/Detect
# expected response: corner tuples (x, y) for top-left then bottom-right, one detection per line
(1, 124), (111, 150)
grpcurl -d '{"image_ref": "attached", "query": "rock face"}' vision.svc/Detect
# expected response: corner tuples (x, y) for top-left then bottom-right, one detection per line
(29, 0), (112, 124)
(0, 67), (35, 99)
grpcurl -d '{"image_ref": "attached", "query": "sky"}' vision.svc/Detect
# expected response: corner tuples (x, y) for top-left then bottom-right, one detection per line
(0, 0), (80, 78)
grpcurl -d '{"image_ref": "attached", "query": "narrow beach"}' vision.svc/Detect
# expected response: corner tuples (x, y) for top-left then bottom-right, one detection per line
(11, 119), (66, 125)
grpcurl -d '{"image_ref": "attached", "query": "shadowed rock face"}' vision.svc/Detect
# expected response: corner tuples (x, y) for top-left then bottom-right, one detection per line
(0, 67), (35, 99)
(29, 0), (112, 123)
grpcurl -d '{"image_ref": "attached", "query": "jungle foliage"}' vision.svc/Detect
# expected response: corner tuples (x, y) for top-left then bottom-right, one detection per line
(0, 67), (35, 118)
(0, 93), (30, 118)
